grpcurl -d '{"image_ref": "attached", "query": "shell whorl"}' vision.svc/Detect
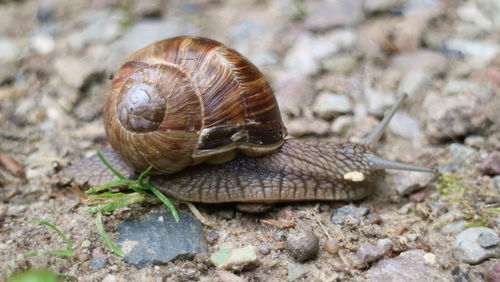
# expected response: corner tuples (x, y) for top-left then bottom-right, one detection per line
(104, 36), (286, 174)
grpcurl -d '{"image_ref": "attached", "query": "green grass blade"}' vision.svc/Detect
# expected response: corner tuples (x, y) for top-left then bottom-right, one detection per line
(96, 212), (124, 257)
(28, 220), (74, 257)
(144, 182), (179, 222)
(97, 151), (126, 180)
(137, 165), (153, 185)
(98, 193), (147, 213)
(85, 179), (133, 194)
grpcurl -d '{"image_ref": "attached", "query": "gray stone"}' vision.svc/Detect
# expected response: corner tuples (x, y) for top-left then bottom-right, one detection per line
(464, 135), (485, 149)
(0, 37), (20, 64)
(397, 71), (432, 98)
(117, 212), (208, 268)
(322, 54), (358, 74)
(365, 90), (396, 117)
(448, 143), (476, 163)
(54, 56), (102, 89)
(453, 227), (500, 264)
(364, 0), (406, 13)
(275, 75), (315, 116)
(286, 226), (319, 262)
(440, 220), (467, 235)
(487, 262), (500, 282)
(107, 18), (199, 70)
(388, 112), (421, 139)
(366, 250), (446, 281)
(305, 0), (364, 31)
(287, 262), (310, 281)
(332, 205), (370, 225)
(376, 239), (394, 254)
(331, 115), (354, 135)
(480, 151), (500, 175)
(286, 118), (330, 137)
(444, 80), (486, 96)
(493, 176), (500, 192)
(357, 243), (386, 264)
(390, 50), (448, 76)
(283, 34), (320, 76)
(90, 256), (108, 270)
(391, 171), (434, 196)
(478, 232), (500, 248)
(312, 92), (352, 119)
(445, 39), (499, 69)
(424, 93), (489, 141)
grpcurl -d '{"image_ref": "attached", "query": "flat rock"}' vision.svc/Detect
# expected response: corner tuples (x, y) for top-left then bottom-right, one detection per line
(453, 227), (500, 264)
(117, 211), (208, 268)
(366, 250), (446, 281)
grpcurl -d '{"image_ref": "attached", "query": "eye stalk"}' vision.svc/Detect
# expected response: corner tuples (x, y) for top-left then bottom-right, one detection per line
(357, 93), (439, 174)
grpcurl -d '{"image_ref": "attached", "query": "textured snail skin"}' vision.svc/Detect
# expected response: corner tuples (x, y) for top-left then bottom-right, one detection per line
(63, 139), (381, 203)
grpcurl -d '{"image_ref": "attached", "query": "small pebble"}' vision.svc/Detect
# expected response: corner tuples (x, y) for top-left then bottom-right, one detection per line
(357, 243), (386, 264)
(331, 205), (370, 225)
(464, 135), (485, 149)
(217, 209), (236, 219)
(398, 202), (415, 215)
(286, 226), (320, 262)
(81, 240), (91, 248)
(287, 262), (310, 281)
(258, 245), (271, 255)
(216, 270), (248, 282)
(211, 245), (260, 271)
(478, 232), (500, 248)
(409, 190), (427, 202)
(312, 92), (352, 119)
(331, 115), (354, 135)
(449, 143), (476, 163)
(90, 256), (108, 270)
(367, 214), (383, 225)
(206, 230), (219, 244)
(440, 220), (467, 235)
(480, 152), (500, 175)
(324, 238), (340, 254)
(423, 253), (437, 266)
(376, 239), (393, 254)
(487, 262), (500, 282)
(366, 250), (446, 280)
(493, 176), (500, 192)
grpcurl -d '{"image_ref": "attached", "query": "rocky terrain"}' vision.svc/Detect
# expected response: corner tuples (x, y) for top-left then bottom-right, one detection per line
(1, 0), (499, 281)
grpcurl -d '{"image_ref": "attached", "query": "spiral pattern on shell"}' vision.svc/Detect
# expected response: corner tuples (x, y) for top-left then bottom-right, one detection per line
(104, 36), (287, 174)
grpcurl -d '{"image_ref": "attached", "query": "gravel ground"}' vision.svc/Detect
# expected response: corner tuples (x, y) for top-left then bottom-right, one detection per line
(1, 0), (499, 281)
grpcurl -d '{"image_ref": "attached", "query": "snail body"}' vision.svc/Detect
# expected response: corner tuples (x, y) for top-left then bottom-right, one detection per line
(63, 36), (437, 203)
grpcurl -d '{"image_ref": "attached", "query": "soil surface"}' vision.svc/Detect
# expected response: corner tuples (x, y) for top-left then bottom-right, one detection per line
(1, 0), (499, 281)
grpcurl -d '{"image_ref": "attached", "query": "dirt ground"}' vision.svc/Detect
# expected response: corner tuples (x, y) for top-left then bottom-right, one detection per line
(1, 0), (499, 281)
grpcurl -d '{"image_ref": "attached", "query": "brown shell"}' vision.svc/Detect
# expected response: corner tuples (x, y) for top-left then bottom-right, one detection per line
(104, 36), (287, 174)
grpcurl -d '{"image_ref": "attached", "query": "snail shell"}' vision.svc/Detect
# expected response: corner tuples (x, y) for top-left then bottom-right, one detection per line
(104, 36), (287, 174)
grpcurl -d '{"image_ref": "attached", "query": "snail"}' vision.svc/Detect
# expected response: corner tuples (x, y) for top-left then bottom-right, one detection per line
(62, 36), (438, 203)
